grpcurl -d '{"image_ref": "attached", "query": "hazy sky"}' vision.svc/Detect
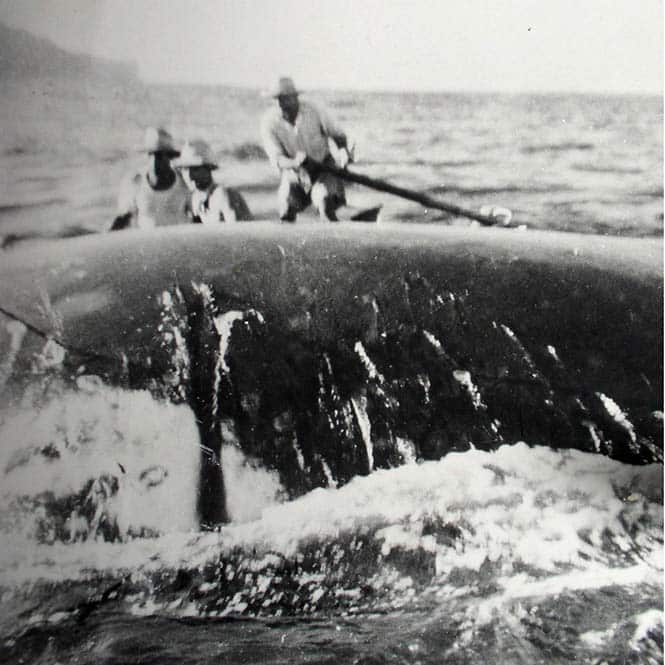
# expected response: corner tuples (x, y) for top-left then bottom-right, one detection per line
(0, 0), (662, 93)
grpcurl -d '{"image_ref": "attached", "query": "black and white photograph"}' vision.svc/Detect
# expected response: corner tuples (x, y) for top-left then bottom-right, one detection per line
(0, 1), (662, 663)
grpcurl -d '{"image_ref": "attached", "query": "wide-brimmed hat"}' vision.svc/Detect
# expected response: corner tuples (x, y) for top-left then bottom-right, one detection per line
(268, 76), (300, 98)
(171, 139), (218, 169)
(142, 127), (180, 156)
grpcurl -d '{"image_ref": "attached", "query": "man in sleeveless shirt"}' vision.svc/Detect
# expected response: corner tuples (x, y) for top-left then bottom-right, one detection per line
(109, 127), (190, 231)
(260, 77), (353, 222)
(172, 139), (252, 223)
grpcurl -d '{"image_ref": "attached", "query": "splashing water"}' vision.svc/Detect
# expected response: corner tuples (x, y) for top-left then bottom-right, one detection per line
(0, 378), (285, 556)
(0, 382), (201, 547)
(0, 379), (662, 664)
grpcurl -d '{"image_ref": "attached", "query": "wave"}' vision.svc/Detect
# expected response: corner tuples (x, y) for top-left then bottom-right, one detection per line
(12, 173), (63, 186)
(0, 197), (68, 213)
(1, 442), (661, 615)
(635, 187), (665, 199)
(0, 382), (200, 544)
(1, 143), (52, 158)
(425, 182), (569, 197)
(573, 163), (643, 175)
(330, 98), (362, 109)
(2, 146), (33, 157)
(589, 220), (664, 238)
(221, 142), (267, 161)
(522, 142), (594, 154)
(77, 194), (116, 210)
(222, 181), (276, 194)
(358, 159), (481, 168)
(99, 149), (130, 164)
(0, 379), (282, 546)
(1, 225), (98, 249)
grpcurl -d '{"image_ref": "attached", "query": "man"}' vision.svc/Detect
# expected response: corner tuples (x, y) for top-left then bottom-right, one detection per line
(110, 127), (190, 231)
(260, 76), (353, 222)
(172, 139), (252, 223)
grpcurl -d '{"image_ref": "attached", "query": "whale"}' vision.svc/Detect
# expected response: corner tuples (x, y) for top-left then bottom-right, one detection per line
(0, 222), (662, 527)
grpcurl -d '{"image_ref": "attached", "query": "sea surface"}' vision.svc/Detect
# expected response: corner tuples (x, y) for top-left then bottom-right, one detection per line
(0, 77), (663, 664)
(0, 379), (662, 664)
(0, 77), (662, 236)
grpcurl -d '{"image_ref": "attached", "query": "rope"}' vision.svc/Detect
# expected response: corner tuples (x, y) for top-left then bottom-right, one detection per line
(0, 303), (139, 373)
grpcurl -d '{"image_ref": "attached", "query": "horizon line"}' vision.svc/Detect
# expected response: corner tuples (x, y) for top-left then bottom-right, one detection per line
(143, 77), (664, 98)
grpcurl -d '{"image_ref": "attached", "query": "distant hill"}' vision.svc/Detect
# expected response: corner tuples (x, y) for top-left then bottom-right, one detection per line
(0, 22), (137, 82)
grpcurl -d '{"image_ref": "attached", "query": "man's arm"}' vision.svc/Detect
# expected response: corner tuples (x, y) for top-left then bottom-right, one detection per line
(260, 113), (307, 171)
(318, 105), (348, 150)
(316, 104), (352, 167)
(109, 173), (140, 231)
(276, 152), (308, 170)
(210, 186), (237, 223)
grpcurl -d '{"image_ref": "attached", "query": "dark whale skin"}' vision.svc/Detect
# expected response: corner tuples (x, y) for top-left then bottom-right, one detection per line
(1, 223), (661, 524)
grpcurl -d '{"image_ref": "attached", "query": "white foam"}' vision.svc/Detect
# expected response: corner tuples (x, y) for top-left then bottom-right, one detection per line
(292, 439), (306, 471)
(1, 436), (661, 608)
(214, 311), (246, 374)
(597, 392), (637, 447)
(501, 324), (517, 340)
(350, 394), (373, 472)
(222, 444), (284, 523)
(629, 609), (664, 650)
(582, 419), (603, 452)
(354, 341), (384, 383)
(33, 337), (66, 372)
(417, 374), (431, 404)
(423, 329), (444, 354)
(395, 437), (417, 464)
(212, 308), (264, 417)
(452, 369), (485, 410)
(0, 319), (27, 390)
(546, 345), (560, 362)
(157, 288), (190, 402)
(320, 458), (336, 487)
(579, 625), (617, 647)
(0, 383), (201, 541)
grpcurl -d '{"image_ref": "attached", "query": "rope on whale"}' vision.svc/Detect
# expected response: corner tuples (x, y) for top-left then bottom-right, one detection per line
(0, 301), (227, 479)
(0, 303), (131, 369)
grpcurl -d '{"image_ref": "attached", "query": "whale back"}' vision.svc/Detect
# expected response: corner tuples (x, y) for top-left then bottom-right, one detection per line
(0, 223), (661, 511)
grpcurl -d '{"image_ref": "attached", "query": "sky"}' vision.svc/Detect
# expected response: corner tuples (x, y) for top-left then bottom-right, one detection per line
(0, 0), (662, 94)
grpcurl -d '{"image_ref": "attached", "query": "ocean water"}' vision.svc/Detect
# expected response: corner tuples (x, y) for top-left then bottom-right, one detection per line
(0, 77), (663, 664)
(0, 375), (662, 664)
(0, 77), (662, 237)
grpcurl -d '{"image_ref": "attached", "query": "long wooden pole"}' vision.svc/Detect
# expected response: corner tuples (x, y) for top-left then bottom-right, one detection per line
(317, 161), (502, 226)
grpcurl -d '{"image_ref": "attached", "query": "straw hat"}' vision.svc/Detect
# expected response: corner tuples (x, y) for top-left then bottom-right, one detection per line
(268, 76), (301, 98)
(171, 139), (218, 169)
(142, 127), (180, 155)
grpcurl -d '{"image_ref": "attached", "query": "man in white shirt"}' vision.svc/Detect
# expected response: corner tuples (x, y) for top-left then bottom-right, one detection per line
(172, 139), (252, 224)
(260, 77), (352, 222)
(110, 127), (190, 231)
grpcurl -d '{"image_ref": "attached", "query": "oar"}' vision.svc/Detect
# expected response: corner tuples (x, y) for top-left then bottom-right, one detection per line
(316, 160), (512, 226)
